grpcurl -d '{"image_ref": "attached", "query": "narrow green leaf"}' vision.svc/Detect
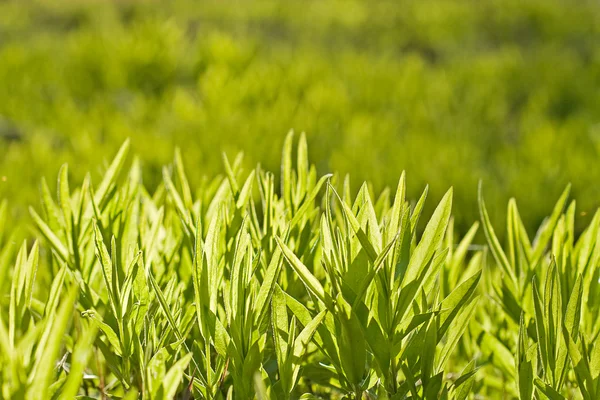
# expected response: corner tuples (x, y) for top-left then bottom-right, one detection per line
(58, 324), (99, 400)
(533, 378), (567, 400)
(421, 318), (438, 388)
(272, 285), (290, 371)
(159, 353), (193, 399)
(254, 246), (283, 327)
(532, 278), (549, 376)
(453, 360), (477, 400)
(30, 207), (69, 263)
(276, 236), (332, 309)
(478, 182), (517, 284)
(58, 164), (72, 231)
(95, 139), (130, 207)
(403, 188), (453, 285)
(531, 185), (570, 265)
(564, 274), (583, 341)
(28, 287), (78, 398)
(436, 297), (479, 371)
(281, 130), (294, 210)
(516, 314), (534, 400)
(174, 147), (194, 208)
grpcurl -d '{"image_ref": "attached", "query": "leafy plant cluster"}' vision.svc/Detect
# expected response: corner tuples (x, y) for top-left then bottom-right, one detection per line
(0, 134), (598, 399)
(1, 0), (600, 233)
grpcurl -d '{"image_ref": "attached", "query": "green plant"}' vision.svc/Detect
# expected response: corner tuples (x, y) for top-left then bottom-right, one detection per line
(0, 132), (599, 398)
(477, 183), (600, 399)
(0, 133), (477, 398)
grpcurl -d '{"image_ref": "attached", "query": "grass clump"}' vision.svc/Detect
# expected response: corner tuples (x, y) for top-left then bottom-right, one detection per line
(0, 132), (598, 399)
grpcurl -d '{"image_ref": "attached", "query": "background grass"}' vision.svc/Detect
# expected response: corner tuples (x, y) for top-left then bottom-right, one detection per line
(1, 0), (600, 234)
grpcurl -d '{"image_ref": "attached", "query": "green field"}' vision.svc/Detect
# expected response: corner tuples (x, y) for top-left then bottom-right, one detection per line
(1, 0), (600, 398)
(2, 0), (600, 234)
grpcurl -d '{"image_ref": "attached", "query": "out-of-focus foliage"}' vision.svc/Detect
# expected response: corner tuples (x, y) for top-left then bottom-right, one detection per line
(1, 0), (600, 234)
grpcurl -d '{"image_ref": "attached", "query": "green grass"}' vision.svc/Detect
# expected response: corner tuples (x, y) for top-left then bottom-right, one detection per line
(1, 135), (599, 399)
(1, 0), (600, 234)
(2, 1), (600, 397)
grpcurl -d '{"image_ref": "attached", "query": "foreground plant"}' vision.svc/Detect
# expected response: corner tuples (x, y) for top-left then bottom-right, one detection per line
(478, 183), (600, 399)
(0, 132), (596, 398)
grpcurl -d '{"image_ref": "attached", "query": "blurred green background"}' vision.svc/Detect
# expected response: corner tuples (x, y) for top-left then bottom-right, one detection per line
(1, 0), (599, 234)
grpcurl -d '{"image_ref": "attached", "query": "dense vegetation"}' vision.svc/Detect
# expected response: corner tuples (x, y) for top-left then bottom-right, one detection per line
(0, 135), (599, 399)
(1, 1), (600, 398)
(1, 0), (600, 233)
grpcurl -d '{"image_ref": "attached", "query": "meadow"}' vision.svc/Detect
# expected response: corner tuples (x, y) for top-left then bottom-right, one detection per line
(1, 0), (599, 234)
(1, 0), (600, 398)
